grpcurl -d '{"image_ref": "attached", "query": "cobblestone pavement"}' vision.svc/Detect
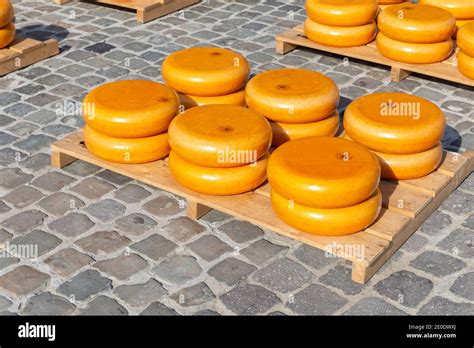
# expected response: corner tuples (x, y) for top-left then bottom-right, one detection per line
(0, 0), (472, 316)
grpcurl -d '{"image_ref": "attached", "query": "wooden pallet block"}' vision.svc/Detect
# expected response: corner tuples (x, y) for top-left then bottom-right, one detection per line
(53, 0), (200, 23)
(0, 37), (59, 76)
(275, 24), (474, 87)
(50, 131), (474, 284)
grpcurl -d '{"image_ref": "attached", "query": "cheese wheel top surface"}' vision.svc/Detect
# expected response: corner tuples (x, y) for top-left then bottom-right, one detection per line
(378, 3), (455, 43)
(267, 137), (380, 209)
(168, 105), (272, 168)
(306, 0), (378, 27)
(83, 80), (179, 138)
(344, 92), (445, 154)
(0, 0), (13, 27)
(245, 68), (339, 123)
(457, 22), (474, 57)
(162, 47), (250, 96)
(418, 0), (474, 19)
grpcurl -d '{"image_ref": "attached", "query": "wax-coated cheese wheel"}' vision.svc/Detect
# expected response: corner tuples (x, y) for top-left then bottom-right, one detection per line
(458, 51), (474, 80)
(270, 111), (340, 146)
(267, 137), (380, 209)
(453, 20), (473, 37)
(162, 47), (250, 96)
(376, 32), (453, 64)
(378, 3), (455, 43)
(178, 88), (246, 109)
(83, 80), (179, 138)
(0, 22), (14, 49)
(418, 0), (474, 20)
(457, 22), (474, 57)
(169, 151), (268, 196)
(372, 143), (443, 180)
(83, 125), (170, 164)
(168, 105), (271, 168)
(306, 0), (378, 27)
(379, 0), (404, 4)
(245, 69), (339, 123)
(304, 19), (376, 47)
(271, 189), (382, 236)
(344, 92), (446, 155)
(0, 0), (13, 27)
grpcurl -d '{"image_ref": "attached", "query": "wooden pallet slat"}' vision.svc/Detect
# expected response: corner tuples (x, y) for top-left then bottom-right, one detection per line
(275, 24), (474, 87)
(50, 131), (474, 284)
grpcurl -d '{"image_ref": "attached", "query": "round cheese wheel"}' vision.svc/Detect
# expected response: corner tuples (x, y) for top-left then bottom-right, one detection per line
(453, 20), (472, 37)
(267, 137), (380, 209)
(457, 22), (474, 57)
(372, 143), (443, 180)
(162, 47), (250, 97)
(376, 32), (453, 64)
(418, 0), (474, 20)
(0, 22), (14, 49)
(245, 69), (339, 123)
(379, 0), (404, 4)
(178, 88), (246, 109)
(378, 3), (455, 43)
(306, 0), (378, 27)
(344, 92), (446, 155)
(83, 125), (170, 164)
(270, 111), (340, 146)
(83, 80), (179, 139)
(168, 105), (271, 168)
(0, 0), (13, 28)
(169, 151), (268, 196)
(304, 19), (376, 47)
(271, 188), (382, 236)
(458, 51), (474, 80)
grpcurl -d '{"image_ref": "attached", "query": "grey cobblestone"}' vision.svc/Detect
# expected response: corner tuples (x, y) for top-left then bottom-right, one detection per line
(131, 234), (177, 261)
(114, 213), (157, 236)
(22, 293), (75, 315)
(449, 272), (474, 301)
(141, 302), (177, 315)
(286, 284), (347, 315)
(410, 251), (466, 277)
(45, 248), (94, 278)
(48, 212), (95, 238)
(153, 255), (202, 285)
(171, 282), (215, 307)
(80, 296), (128, 315)
(220, 284), (280, 315)
(418, 296), (474, 315)
(0, 266), (50, 296)
(218, 220), (263, 243)
(187, 235), (232, 262)
(75, 230), (130, 256)
(10, 230), (62, 257)
(94, 253), (148, 281)
(57, 269), (112, 302)
(343, 298), (407, 315)
(209, 257), (256, 286)
(114, 279), (167, 307)
(85, 199), (126, 222)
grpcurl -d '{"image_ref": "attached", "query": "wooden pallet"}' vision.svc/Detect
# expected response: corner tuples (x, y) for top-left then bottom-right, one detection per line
(276, 24), (474, 87)
(51, 131), (474, 284)
(0, 37), (59, 77)
(53, 0), (200, 23)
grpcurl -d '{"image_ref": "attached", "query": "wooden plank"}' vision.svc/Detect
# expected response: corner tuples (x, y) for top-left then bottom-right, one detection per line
(379, 181), (432, 218)
(9, 38), (43, 54)
(365, 208), (411, 241)
(396, 171), (451, 197)
(438, 151), (468, 177)
(186, 201), (212, 220)
(137, 0), (200, 23)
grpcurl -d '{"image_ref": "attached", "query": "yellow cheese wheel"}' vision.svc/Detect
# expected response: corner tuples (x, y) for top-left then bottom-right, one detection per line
(168, 105), (271, 168)
(0, 0), (13, 28)
(306, 0), (378, 27)
(418, 0), (474, 20)
(378, 3), (455, 43)
(162, 47), (250, 96)
(453, 20), (472, 37)
(271, 188), (382, 236)
(267, 137), (380, 209)
(83, 80), (179, 139)
(379, 0), (405, 4)
(344, 92), (446, 155)
(270, 111), (340, 146)
(372, 143), (443, 180)
(83, 125), (170, 164)
(0, 22), (14, 49)
(458, 51), (474, 80)
(169, 151), (268, 196)
(457, 22), (474, 57)
(376, 32), (453, 64)
(245, 69), (339, 123)
(178, 88), (246, 109)
(304, 19), (376, 47)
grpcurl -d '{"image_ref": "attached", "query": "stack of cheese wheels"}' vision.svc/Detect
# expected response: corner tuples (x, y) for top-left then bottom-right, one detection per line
(268, 137), (382, 236)
(377, 3), (455, 64)
(418, 0), (474, 36)
(245, 69), (340, 147)
(162, 47), (250, 110)
(456, 22), (474, 79)
(304, 0), (378, 47)
(82, 80), (179, 164)
(168, 105), (272, 195)
(344, 92), (446, 180)
(0, 0), (14, 49)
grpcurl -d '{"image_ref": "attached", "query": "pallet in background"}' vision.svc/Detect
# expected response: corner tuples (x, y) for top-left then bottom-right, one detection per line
(0, 37), (59, 76)
(53, 0), (200, 23)
(51, 131), (474, 284)
(276, 24), (474, 87)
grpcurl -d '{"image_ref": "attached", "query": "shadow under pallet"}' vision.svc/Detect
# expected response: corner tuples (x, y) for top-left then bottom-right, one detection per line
(51, 131), (474, 284)
(276, 24), (474, 87)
